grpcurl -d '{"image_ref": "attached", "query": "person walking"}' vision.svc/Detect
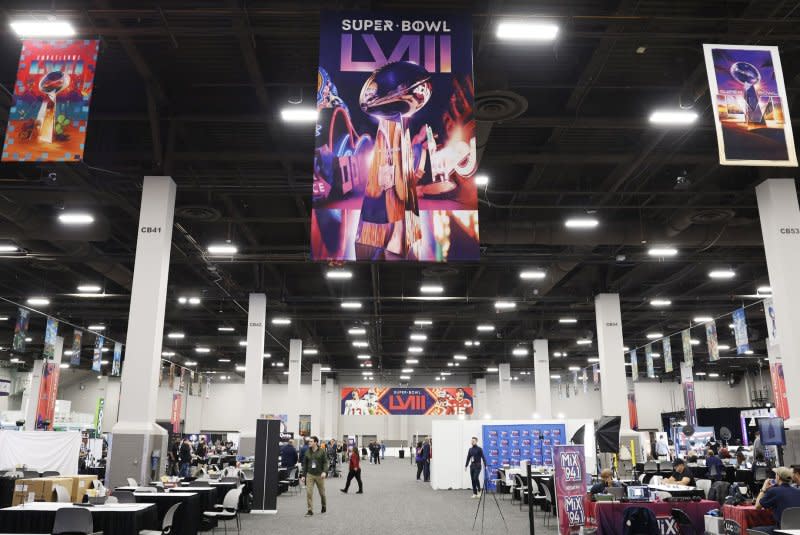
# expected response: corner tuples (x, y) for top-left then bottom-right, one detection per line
(415, 441), (425, 480)
(168, 437), (180, 476)
(465, 436), (487, 498)
(300, 436), (329, 517)
(422, 438), (431, 482)
(380, 441), (386, 460)
(179, 438), (192, 478)
(340, 446), (363, 494)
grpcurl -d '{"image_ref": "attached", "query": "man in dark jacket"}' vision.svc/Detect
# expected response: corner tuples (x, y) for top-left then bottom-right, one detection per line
(179, 438), (192, 478)
(280, 439), (298, 468)
(300, 436), (329, 517)
(422, 439), (431, 482)
(464, 436), (487, 497)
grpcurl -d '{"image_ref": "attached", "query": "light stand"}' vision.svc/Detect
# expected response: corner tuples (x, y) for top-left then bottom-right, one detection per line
(472, 466), (508, 534)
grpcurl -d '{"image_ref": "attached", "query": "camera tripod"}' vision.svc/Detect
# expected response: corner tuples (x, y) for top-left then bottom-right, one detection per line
(472, 467), (508, 534)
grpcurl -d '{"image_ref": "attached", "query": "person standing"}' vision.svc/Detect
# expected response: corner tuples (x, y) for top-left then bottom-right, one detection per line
(168, 437), (180, 476)
(422, 438), (431, 482)
(178, 438), (192, 478)
(340, 446), (363, 494)
(753, 430), (765, 459)
(464, 437), (486, 498)
(300, 436), (329, 517)
(380, 441), (386, 460)
(299, 437), (310, 464)
(705, 449), (724, 481)
(415, 441), (425, 480)
(280, 439), (298, 469)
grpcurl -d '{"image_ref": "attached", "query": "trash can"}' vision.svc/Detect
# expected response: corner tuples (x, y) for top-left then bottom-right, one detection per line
(399, 449), (405, 459)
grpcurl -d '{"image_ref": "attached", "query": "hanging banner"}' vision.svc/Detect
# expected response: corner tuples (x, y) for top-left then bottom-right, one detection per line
(299, 414), (311, 436)
(171, 393), (182, 433)
(769, 362), (789, 419)
(111, 342), (122, 376)
(12, 307), (30, 353)
(592, 364), (599, 385)
(205, 376), (211, 399)
(765, 298), (778, 347)
(93, 397), (105, 431)
(2, 39), (100, 163)
(43, 317), (59, 360)
(341, 386), (473, 415)
(179, 367), (186, 393)
(581, 369), (588, 393)
(662, 336), (674, 373)
(35, 360), (60, 430)
(553, 444), (587, 535)
(681, 328), (694, 367)
(680, 362), (698, 427)
(627, 381), (638, 430)
(702, 44), (797, 167)
(311, 11), (479, 262)
(645, 343), (655, 378)
(91, 335), (104, 372)
(629, 349), (638, 381)
(70, 329), (82, 366)
(705, 321), (720, 361)
(732, 307), (750, 354)
(168, 363), (175, 389)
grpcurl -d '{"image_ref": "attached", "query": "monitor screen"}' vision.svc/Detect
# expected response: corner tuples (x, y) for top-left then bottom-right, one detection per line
(627, 486), (650, 500)
(758, 417), (786, 446)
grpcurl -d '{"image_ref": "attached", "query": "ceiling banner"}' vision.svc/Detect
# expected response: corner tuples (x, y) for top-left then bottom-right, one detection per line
(645, 343), (655, 379)
(12, 307), (30, 353)
(91, 335), (104, 372)
(705, 321), (720, 361)
(311, 11), (479, 261)
(732, 307), (750, 354)
(43, 317), (59, 360)
(2, 39), (100, 163)
(629, 349), (639, 382)
(341, 386), (473, 415)
(681, 328), (694, 367)
(662, 336), (674, 374)
(111, 342), (122, 376)
(70, 329), (82, 366)
(702, 44), (797, 167)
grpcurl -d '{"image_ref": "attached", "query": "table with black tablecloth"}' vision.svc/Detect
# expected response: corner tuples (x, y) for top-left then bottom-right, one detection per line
(594, 499), (718, 535)
(182, 481), (238, 502)
(0, 502), (158, 535)
(167, 486), (218, 509)
(134, 491), (201, 535)
(722, 504), (776, 535)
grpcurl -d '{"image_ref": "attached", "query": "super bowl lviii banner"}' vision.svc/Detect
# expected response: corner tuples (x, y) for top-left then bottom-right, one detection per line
(92, 335), (104, 372)
(70, 329), (83, 366)
(702, 44), (797, 167)
(341, 386), (473, 415)
(311, 12), (479, 261)
(43, 317), (59, 360)
(553, 445), (587, 535)
(2, 40), (100, 162)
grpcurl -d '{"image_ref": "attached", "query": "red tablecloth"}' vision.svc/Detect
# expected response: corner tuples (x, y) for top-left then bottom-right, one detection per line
(593, 500), (718, 535)
(721, 505), (775, 535)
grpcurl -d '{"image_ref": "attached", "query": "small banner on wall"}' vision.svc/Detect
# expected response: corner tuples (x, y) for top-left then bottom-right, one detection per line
(91, 335), (104, 372)
(705, 321), (720, 361)
(663, 336), (674, 373)
(732, 307), (750, 354)
(2, 39), (100, 162)
(12, 307), (30, 353)
(341, 386), (473, 415)
(70, 329), (83, 366)
(702, 44), (797, 167)
(681, 328), (694, 367)
(311, 11), (479, 261)
(681, 362), (698, 427)
(35, 361), (60, 430)
(553, 444), (587, 535)
(627, 381), (638, 430)
(43, 317), (59, 360)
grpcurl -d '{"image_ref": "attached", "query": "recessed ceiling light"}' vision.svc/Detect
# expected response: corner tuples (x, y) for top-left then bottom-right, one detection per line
(357, 354), (370, 360)
(207, 244), (238, 255)
(414, 319), (433, 326)
(650, 352), (661, 358)
(409, 333), (427, 341)
(512, 347), (529, 356)
(188, 297), (201, 305)
(100, 347), (108, 352)
(303, 348), (319, 355)
(553, 352), (563, 357)
(646, 333), (662, 339)
(464, 340), (473, 346)
(77, 284), (101, 293)
(10, 19), (76, 38)
(708, 372), (720, 378)
(218, 358), (230, 362)
(406, 359), (419, 364)
(276, 362), (284, 367)
(693, 316), (713, 323)
(588, 357), (600, 363)
(272, 317), (291, 325)
(348, 327), (366, 335)
(402, 368), (414, 373)
(24, 337), (32, 342)
(559, 318), (577, 324)
(238, 340), (248, 347)
(341, 301), (362, 309)
(486, 367), (499, 373)
(709, 269), (736, 279)
(440, 372), (452, 376)
(161, 351), (175, 357)
(564, 217), (599, 229)
(321, 366), (332, 372)
(88, 325), (105, 331)
(58, 212), (94, 225)
(568, 366), (581, 371)
(353, 341), (369, 348)
(235, 365), (246, 372)
(63, 350), (73, 356)
(519, 270), (546, 280)
(218, 326), (235, 332)
(178, 297), (187, 304)
(282, 371), (290, 375)
(648, 247), (678, 257)
(0, 244), (19, 253)
(167, 332), (185, 339)
(27, 297), (50, 306)
(474, 174), (489, 186)
(453, 354), (467, 361)
(690, 339), (700, 346)
(100, 359), (109, 364)
(195, 347), (211, 353)
(400, 375), (411, 380)
(408, 346), (423, 353)
(361, 371), (373, 376)
(476, 324), (495, 332)
(649, 110), (698, 125)
(281, 107), (318, 122)
(496, 21), (559, 41)
(263, 353), (271, 358)
(744, 350), (754, 355)
(695, 371), (707, 376)
(650, 299), (672, 307)
(576, 339), (592, 345)
(495, 301), (516, 310)
(420, 284), (443, 294)
(326, 269), (353, 280)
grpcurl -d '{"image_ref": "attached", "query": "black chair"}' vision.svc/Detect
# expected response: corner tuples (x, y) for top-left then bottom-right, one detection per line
(491, 469), (510, 499)
(52, 507), (94, 535)
(140, 502), (181, 535)
(672, 508), (695, 535)
(781, 507), (800, 529)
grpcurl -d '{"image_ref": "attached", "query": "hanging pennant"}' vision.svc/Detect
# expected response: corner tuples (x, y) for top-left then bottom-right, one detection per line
(592, 364), (599, 385)
(645, 343), (655, 378)
(627, 381), (639, 430)
(179, 367), (186, 393)
(732, 307), (750, 354)
(111, 342), (122, 376)
(205, 376), (211, 399)
(629, 349), (639, 381)
(158, 361), (164, 387)
(663, 336), (674, 373)
(765, 298), (778, 347)
(43, 317), (59, 360)
(681, 329), (694, 367)
(70, 329), (82, 366)
(91, 335), (103, 372)
(12, 307), (30, 353)
(168, 363), (175, 389)
(706, 321), (720, 361)
(680, 363), (698, 427)
(581, 369), (588, 393)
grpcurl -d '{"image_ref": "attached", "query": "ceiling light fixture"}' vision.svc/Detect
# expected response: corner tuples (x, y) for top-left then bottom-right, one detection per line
(218, 358), (230, 363)
(512, 347), (529, 356)
(414, 319), (433, 326)
(303, 348), (319, 355)
(400, 375), (411, 380)
(357, 354), (370, 360)
(409, 333), (427, 341)
(0, 244), (19, 253)
(559, 318), (577, 324)
(690, 339), (700, 346)
(167, 332), (185, 339)
(576, 339), (592, 345)
(756, 286), (772, 295)
(27, 297), (50, 306)
(474, 174), (489, 186)
(568, 366), (581, 371)
(88, 325), (105, 331)
(348, 327), (366, 335)
(408, 346), (423, 353)
(708, 372), (720, 378)
(321, 366), (332, 372)
(238, 340), (248, 347)
(326, 269), (353, 280)
(281, 106), (318, 122)
(496, 21), (559, 41)
(476, 324), (495, 332)
(235, 365), (246, 372)
(161, 351), (175, 357)
(271, 317), (291, 325)
(218, 326), (234, 332)
(185, 361), (197, 366)
(58, 212), (94, 225)
(453, 354), (467, 361)
(650, 299), (672, 306)
(646, 333), (662, 339)
(263, 353), (271, 358)
(207, 244), (238, 255)
(588, 357), (600, 363)
(550, 374), (561, 379)
(77, 284), (101, 293)
(420, 284), (444, 294)
(341, 301), (362, 309)
(564, 217), (599, 229)
(195, 347), (211, 353)
(718, 344), (731, 351)
(486, 367), (499, 373)
(353, 341), (369, 348)
(10, 19), (76, 38)
(402, 368), (414, 373)
(695, 371), (707, 376)
(648, 246), (678, 257)
(495, 301), (516, 310)
(709, 269), (736, 279)
(406, 359), (419, 364)
(649, 109), (699, 125)
(60, 363), (69, 369)
(693, 316), (713, 323)
(519, 270), (546, 280)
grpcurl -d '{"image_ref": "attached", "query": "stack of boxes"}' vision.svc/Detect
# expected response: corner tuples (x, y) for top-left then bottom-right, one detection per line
(11, 475), (97, 505)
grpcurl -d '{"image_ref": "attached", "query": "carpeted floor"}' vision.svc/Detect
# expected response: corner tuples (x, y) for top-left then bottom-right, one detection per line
(236, 458), (560, 534)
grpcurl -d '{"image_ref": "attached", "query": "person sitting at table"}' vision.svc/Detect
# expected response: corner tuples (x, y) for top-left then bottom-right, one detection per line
(705, 449), (724, 481)
(792, 466), (800, 488)
(280, 439), (298, 469)
(665, 458), (696, 486)
(735, 449), (748, 469)
(754, 466), (800, 534)
(589, 468), (621, 495)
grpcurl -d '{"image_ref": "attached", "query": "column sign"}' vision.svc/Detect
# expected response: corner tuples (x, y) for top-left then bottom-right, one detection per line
(554, 444), (587, 535)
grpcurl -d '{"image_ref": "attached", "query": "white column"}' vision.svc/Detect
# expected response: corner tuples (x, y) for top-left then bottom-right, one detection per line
(498, 364), (511, 418)
(239, 293), (266, 455)
(109, 176), (175, 487)
(756, 179), (800, 427)
(595, 293), (631, 426)
(286, 339), (302, 437)
(311, 364), (322, 436)
(323, 378), (334, 439)
(475, 378), (487, 419)
(23, 362), (44, 431)
(533, 339), (552, 418)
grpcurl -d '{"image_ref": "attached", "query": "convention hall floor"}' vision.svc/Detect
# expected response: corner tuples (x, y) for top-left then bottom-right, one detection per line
(239, 458), (557, 534)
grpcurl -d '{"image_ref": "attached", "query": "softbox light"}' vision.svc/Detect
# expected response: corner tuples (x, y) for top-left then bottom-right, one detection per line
(596, 416), (621, 453)
(570, 425), (586, 445)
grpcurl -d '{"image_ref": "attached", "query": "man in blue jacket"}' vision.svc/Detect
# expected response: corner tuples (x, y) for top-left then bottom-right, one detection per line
(464, 436), (486, 498)
(422, 439), (431, 482)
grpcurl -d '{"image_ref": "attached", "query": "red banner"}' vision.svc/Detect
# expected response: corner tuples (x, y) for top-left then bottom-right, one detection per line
(35, 361), (60, 430)
(770, 362), (789, 419)
(171, 393), (182, 433)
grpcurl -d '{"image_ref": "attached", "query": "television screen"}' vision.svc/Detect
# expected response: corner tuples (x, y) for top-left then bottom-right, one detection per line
(758, 417), (786, 446)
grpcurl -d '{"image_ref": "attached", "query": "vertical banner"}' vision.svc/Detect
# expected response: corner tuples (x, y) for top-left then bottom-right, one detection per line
(43, 317), (59, 359)
(94, 398), (105, 431)
(299, 414), (311, 436)
(681, 328), (694, 367)
(770, 362), (789, 419)
(592, 364), (599, 385)
(111, 342), (122, 376)
(662, 336), (674, 373)
(70, 329), (82, 366)
(553, 445), (587, 535)
(645, 343), (655, 378)
(171, 393), (182, 433)
(205, 376), (211, 399)
(765, 298), (778, 347)
(2, 40), (100, 162)
(705, 321), (720, 361)
(680, 363), (698, 427)
(35, 361), (60, 430)
(627, 381), (638, 430)
(629, 349), (638, 381)
(702, 44), (797, 167)
(13, 307), (30, 353)
(311, 12), (479, 262)
(179, 367), (186, 393)
(581, 369), (588, 393)
(732, 307), (750, 354)
(168, 363), (175, 389)
(91, 335), (104, 372)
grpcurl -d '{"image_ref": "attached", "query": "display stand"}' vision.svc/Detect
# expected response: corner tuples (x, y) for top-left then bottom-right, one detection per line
(251, 418), (280, 514)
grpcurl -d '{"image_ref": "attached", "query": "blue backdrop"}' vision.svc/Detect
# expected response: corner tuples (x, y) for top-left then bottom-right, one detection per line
(482, 423), (566, 490)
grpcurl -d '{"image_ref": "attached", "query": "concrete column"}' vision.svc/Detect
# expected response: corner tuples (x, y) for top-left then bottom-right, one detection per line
(323, 377), (338, 440)
(756, 179), (800, 430)
(475, 378), (487, 419)
(23, 361), (44, 431)
(109, 176), (175, 488)
(498, 364), (512, 418)
(239, 293), (266, 456)
(286, 339), (302, 437)
(533, 339), (552, 418)
(311, 364), (322, 437)
(595, 294), (631, 426)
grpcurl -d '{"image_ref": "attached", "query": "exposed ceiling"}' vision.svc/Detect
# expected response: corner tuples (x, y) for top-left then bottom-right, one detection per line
(0, 0), (796, 388)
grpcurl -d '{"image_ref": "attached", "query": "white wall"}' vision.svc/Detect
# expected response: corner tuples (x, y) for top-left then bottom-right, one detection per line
(0, 368), (12, 412)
